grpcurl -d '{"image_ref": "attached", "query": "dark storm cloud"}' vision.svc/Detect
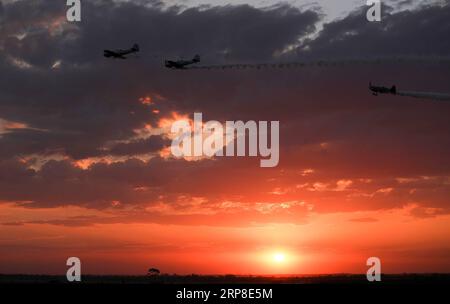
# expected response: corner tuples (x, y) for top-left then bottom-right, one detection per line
(0, 0), (320, 66)
(71, 1), (319, 64)
(0, 0), (68, 66)
(298, 2), (450, 58)
(0, 0), (320, 160)
(0, 157), (159, 209)
(1, 154), (449, 223)
(0, 0), (449, 218)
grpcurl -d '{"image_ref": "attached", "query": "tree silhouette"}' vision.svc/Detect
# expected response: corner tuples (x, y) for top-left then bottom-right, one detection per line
(147, 268), (161, 276)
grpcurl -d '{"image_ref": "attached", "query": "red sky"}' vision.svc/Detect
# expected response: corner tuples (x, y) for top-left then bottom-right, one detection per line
(1, 202), (450, 275)
(0, 1), (450, 275)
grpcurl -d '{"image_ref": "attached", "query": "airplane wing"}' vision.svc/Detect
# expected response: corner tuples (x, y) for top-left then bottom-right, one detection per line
(165, 55), (200, 69)
(165, 61), (184, 69)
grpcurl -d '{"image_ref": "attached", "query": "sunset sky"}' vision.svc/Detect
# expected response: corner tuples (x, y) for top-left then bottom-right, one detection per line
(0, 0), (450, 275)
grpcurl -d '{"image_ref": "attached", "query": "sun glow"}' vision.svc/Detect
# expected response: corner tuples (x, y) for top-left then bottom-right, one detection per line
(273, 253), (286, 263)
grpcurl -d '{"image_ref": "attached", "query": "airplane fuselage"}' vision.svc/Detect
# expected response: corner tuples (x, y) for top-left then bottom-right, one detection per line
(165, 55), (201, 69)
(104, 49), (135, 59)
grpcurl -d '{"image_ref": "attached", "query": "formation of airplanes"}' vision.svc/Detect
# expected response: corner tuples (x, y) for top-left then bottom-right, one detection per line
(102, 45), (446, 101)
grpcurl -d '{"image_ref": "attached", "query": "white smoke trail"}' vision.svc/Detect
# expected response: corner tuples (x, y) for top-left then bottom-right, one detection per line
(397, 91), (450, 101)
(186, 56), (450, 70)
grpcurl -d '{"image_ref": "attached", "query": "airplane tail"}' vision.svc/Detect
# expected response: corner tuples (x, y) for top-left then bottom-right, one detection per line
(132, 43), (140, 52)
(193, 54), (200, 63)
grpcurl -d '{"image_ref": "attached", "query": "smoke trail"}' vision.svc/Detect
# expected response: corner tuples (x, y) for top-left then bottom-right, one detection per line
(397, 91), (450, 101)
(186, 56), (450, 70)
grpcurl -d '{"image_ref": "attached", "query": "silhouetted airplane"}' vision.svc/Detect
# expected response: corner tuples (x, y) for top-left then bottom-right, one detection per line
(165, 55), (200, 69)
(369, 82), (397, 96)
(104, 43), (139, 59)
